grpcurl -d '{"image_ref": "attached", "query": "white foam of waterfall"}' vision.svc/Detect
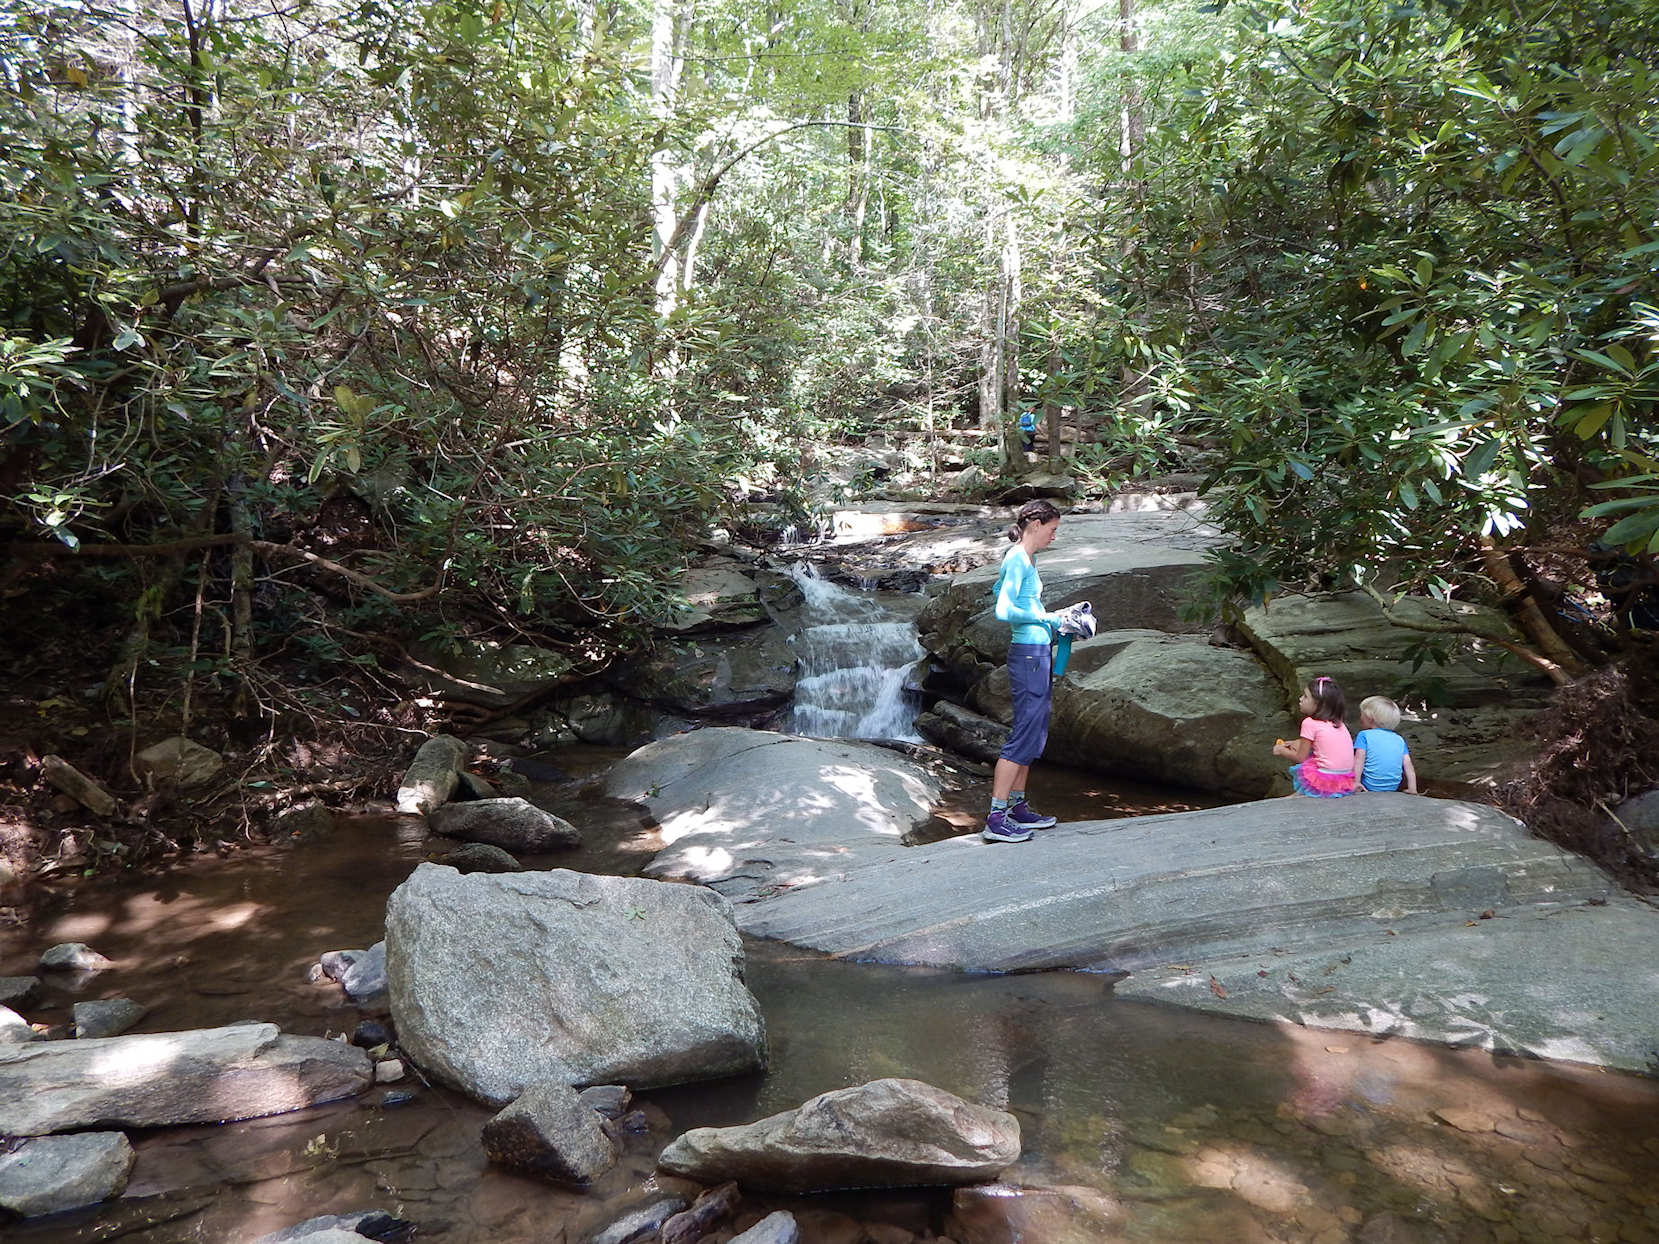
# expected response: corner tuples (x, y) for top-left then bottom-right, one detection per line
(786, 563), (925, 741)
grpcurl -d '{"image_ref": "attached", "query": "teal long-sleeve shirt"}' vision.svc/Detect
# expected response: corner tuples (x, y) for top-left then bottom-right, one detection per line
(992, 546), (1053, 645)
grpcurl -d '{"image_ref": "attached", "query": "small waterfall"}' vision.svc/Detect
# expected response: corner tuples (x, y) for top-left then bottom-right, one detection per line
(786, 563), (925, 741)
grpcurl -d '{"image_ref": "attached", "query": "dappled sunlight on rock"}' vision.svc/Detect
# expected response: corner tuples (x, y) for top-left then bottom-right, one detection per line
(604, 729), (940, 893)
(674, 844), (736, 879)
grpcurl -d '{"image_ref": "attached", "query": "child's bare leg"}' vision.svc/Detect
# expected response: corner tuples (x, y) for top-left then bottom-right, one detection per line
(992, 760), (1029, 802)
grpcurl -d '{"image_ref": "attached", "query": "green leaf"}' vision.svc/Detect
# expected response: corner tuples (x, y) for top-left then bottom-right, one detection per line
(1573, 405), (1614, 439)
(1600, 510), (1659, 547)
(1401, 318), (1428, 357)
(1398, 480), (1418, 510)
(1464, 439), (1502, 477)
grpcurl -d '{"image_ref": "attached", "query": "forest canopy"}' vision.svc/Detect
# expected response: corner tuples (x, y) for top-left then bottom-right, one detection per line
(2, 0), (1655, 697)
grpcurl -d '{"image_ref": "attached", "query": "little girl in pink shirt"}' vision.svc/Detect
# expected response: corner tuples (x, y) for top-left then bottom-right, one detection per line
(1271, 675), (1355, 797)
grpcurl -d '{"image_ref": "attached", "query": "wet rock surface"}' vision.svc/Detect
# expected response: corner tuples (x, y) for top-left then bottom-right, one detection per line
(437, 840), (524, 873)
(386, 864), (766, 1103)
(0, 1132), (134, 1218)
(3, 808), (1658, 1244)
(946, 1183), (1124, 1244)
(428, 796), (581, 851)
(590, 1196), (689, 1244)
(250, 1210), (416, 1243)
(39, 941), (113, 972)
(732, 794), (1659, 1075)
(0, 1023), (373, 1135)
(481, 1081), (618, 1186)
(72, 996), (147, 1038)
(730, 1209), (801, 1243)
(657, 1078), (1020, 1193)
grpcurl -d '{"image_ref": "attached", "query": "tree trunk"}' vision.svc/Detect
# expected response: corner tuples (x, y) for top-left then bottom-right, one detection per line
(1480, 539), (1590, 679)
(650, 0), (692, 317)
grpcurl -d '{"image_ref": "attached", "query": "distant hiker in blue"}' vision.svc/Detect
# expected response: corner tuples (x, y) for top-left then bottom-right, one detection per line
(1018, 408), (1038, 453)
(1352, 695), (1419, 794)
(984, 499), (1063, 844)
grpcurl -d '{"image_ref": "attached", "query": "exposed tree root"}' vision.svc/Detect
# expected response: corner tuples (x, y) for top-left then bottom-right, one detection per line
(1498, 655), (1659, 891)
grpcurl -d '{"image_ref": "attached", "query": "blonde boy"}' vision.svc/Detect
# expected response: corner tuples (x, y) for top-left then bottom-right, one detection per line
(1352, 696), (1418, 793)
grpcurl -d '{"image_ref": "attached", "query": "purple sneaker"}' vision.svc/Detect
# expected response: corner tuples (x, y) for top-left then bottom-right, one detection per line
(981, 810), (1033, 843)
(1006, 800), (1057, 830)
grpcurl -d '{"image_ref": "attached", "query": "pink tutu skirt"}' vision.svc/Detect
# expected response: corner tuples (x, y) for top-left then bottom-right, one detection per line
(1290, 760), (1354, 798)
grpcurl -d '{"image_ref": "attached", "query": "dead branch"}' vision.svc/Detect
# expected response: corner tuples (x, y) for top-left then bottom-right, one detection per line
(9, 535), (441, 603)
(1358, 582), (1572, 686)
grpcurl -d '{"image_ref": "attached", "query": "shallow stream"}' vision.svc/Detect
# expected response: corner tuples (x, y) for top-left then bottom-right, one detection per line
(5, 761), (1659, 1244)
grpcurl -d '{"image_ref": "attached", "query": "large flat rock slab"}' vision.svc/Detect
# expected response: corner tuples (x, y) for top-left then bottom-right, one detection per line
(1114, 898), (1659, 1076)
(0, 1023), (371, 1136)
(735, 796), (1612, 974)
(602, 729), (941, 894)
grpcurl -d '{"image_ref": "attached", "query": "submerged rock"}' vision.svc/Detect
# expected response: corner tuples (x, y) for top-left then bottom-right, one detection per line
(0, 1132), (134, 1218)
(251, 1210), (416, 1243)
(731, 1211), (801, 1244)
(39, 942), (113, 972)
(318, 943), (388, 1007)
(0, 976), (39, 1007)
(481, 1081), (618, 1186)
(428, 797), (580, 852)
(274, 801), (335, 838)
(0, 1023), (372, 1136)
(657, 1077), (1020, 1193)
(590, 1197), (690, 1244)
(72, 997), (147, 1039)
(386, 864), (765, 1104)
(438, 842), (524, 873)
(946, 1183), (1124, 1244)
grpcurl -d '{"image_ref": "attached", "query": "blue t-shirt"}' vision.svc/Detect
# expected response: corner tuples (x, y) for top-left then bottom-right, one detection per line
(992, 547), (1051, 646)
(1355, 728), (1409, 791)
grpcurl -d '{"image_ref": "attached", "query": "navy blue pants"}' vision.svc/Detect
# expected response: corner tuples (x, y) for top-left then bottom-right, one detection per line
(999, 642), (1052, 766)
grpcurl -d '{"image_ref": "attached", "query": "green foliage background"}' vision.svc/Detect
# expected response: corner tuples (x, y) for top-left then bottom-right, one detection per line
(2, 0), (1655, 689)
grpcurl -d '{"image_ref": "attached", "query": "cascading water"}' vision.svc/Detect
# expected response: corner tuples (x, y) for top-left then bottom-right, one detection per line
(785, 563), (926, 741)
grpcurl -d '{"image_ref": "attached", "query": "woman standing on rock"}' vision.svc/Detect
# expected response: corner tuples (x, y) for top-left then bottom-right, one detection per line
(983, 499), (1064, 844)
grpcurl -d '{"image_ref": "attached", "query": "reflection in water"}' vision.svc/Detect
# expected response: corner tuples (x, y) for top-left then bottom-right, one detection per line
(2, 778), (1658, 1242)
